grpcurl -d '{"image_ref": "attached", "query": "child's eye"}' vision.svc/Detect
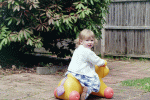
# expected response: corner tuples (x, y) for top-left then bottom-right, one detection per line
(90, 40), (94, 42)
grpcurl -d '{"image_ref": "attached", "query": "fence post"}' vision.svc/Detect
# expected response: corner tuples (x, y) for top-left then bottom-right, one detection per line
(101, 19), (106, 58)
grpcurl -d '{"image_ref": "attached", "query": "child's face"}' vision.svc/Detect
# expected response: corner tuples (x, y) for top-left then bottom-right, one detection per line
(80, 37), (94, 49)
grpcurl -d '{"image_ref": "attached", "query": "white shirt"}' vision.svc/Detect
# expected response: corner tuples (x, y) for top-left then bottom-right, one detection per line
(68, 45), (105, 77)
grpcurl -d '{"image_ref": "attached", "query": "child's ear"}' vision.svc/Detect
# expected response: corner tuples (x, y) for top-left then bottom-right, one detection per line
(79, 39), (83, 44)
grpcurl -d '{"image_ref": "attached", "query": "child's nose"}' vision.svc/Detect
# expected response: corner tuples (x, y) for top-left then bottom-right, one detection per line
(89, 41), (92, 43)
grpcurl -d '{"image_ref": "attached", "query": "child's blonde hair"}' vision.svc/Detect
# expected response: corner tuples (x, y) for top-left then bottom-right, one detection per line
(74, 29), (98, 48)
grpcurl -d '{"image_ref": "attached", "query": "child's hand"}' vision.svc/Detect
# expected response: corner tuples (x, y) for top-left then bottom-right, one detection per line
(99, 60), (107, 67)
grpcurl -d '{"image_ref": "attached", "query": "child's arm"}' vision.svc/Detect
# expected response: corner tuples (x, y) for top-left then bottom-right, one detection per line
(87, 50), (105, 67)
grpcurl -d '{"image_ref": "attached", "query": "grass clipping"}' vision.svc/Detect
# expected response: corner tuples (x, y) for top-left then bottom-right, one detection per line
(122, 77), (150, 92)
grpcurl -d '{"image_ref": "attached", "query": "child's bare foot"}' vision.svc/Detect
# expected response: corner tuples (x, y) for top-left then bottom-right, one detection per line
(80, 86), (88, 100)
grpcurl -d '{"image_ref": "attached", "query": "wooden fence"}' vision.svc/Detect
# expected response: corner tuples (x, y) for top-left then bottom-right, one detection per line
(94, 0), (150, 58)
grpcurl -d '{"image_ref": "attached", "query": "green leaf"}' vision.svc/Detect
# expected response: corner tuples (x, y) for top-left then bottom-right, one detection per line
(84, 0), (87, 3)
(10, 34), (17, 42)
(18, 34), (21, 41)
(8, 3), (11, 9)
(29, 5), (32, 10)
(65, 19), (69, 24)
(0, 39), (5, 45)
(2, 26), (9, 32)
(68, 23), (72, 29)
(15, 2), (19, 5)
(74, 27), (77, 32)
(17, 5), (20, 11)
(76, 3), (84, 9)
(102, 13), (106, 17)
(48, 18), (54, 25)
(73, 2), (79, 5)
(13, 6), (18, 12)
(0, 40), (4, 50)
(5, 17), (11, 21)
(25, 29), (33, 34)
(79, 3), (84, 9)
(21, 6), (25, 9)
(61, 25), (65, 31)
(33, 4), (39, 8)
(0, 32), (6, 37)
(19, 30), (24, 39)
(7, 37), (11, 44)
(27, 39), (33, 46)
(81, 11), (85, 18)
(23, 30), (28, 39)
(89, 25), (92, 30)
(70, 13), (74, 16)
(90, 0), (94, 5)
(41, 26), (43, 31)
(0, 45), (2, 50)
(68, 17), (73, 23)
(16, 20), (21, 25)
(85, 8), (92, 15)
(3, 38), (7, 45)
(76, 10), (82, 14)
(59, 27), (62, 32)
(22, 19), (25, 25)
(8, 0), (12, 3)
(8, 19), (12, 25)
(35, 42), (42, 48)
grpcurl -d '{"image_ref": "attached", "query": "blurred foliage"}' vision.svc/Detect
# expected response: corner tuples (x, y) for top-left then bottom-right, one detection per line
(0, 0), (111, 58)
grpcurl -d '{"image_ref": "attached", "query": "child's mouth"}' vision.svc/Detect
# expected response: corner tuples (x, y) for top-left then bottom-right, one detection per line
(87, 45), (92, 47)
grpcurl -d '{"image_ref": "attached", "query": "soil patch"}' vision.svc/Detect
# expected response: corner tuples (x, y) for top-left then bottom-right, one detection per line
(0, 58), (150, 100)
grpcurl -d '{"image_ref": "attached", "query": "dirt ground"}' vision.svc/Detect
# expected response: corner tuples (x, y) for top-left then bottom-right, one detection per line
(0, 59), (150, 100)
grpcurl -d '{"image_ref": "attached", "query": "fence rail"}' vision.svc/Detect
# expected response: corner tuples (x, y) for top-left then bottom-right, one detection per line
(94, 0), (150, 58)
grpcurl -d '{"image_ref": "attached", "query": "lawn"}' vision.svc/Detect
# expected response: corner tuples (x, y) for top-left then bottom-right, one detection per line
(122, 77), (150, 92)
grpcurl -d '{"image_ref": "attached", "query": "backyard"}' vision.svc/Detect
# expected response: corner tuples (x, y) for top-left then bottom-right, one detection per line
(0, 0), (150, 99)
(0, 55), (150, 99)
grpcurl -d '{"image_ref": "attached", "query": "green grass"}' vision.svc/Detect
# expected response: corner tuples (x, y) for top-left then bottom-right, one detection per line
(101, 55), (150, 62)
(122, 77), (150, 92)
(138, 57), (148, 61)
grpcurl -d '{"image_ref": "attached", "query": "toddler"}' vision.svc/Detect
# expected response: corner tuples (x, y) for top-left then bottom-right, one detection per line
(65, 29), (105, 100)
